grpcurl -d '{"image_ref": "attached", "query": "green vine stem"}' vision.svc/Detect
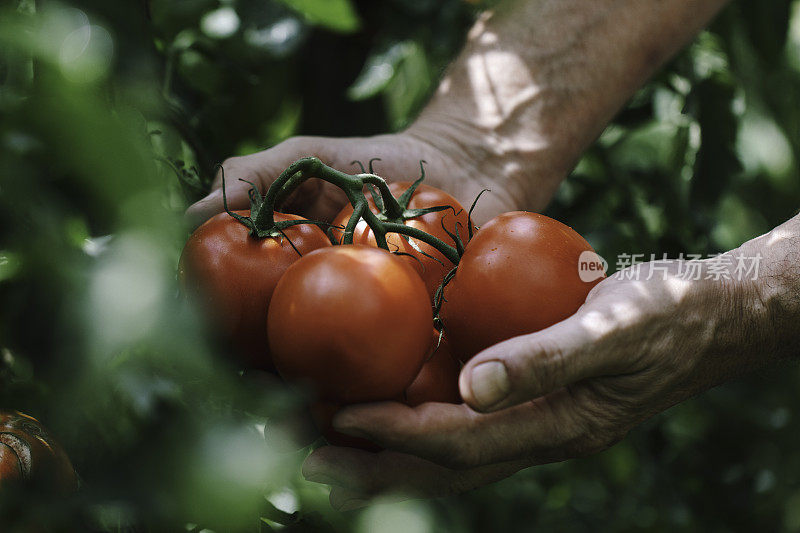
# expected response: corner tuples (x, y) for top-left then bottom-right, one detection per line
(238, 156), (460, 265)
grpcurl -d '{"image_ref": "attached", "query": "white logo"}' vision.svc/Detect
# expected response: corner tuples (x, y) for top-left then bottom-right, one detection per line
(578, 251), (608, 283)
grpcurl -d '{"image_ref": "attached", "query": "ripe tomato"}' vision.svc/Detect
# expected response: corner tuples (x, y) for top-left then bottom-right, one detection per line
(441, 211), (604, 362)
(404, 331), (462, 406)
(331, 182), (470, 299)
(179, 211), (331, 371)
(308, 330), (461, 452)
(268, 245), (432, 403)
(0, 411), (77, 493)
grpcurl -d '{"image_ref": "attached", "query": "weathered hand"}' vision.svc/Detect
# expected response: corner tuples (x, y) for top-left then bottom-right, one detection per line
(185, 131), (517, 229)
(303, 249), (788, 510)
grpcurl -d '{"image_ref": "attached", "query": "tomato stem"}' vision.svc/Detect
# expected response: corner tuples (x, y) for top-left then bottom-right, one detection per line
(342, 201), (366, 245)
(238, 156), (460, 263)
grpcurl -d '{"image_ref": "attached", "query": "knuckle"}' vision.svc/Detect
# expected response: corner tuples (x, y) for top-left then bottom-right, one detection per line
(557, 416), (617, 458)
(406, 407), (481, 469)
(518, 340), (568, 395)
(278, 135), (311, 153)
(217, 156), (249, 181)
(560, 388), (627, 458)
(220, 155), (242, 168)
(574, 412), (626, 457)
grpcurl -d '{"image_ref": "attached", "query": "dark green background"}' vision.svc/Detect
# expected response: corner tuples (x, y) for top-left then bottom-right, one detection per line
(1, 0), (799, 530)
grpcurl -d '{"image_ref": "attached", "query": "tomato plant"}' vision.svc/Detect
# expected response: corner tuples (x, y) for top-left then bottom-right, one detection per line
(268, 245), (433, 403)
(0, 412), (77, 494)
(179, 210), (331, 370)
(332, 181), (470, 298)
(441, 211), (605, 362)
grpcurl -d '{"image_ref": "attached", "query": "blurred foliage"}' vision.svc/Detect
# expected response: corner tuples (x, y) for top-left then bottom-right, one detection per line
(0, 0), (799, 531)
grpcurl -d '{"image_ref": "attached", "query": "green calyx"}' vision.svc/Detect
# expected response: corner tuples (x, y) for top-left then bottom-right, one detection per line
(364, 160), (451, 225)
(220, 156), (461, 265)
(219, 166), (326, 241)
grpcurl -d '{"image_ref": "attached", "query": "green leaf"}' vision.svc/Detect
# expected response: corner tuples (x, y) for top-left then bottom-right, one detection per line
(688, 75), (741, 208)
(738, 0), (791, 67)
(274, 0), (361, 33)
(0, 251), (22, 283)
(347, 42), (412, 101)
(384, 41), (432, 129)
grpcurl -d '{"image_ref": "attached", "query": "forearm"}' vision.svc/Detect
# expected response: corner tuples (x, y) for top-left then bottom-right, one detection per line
(738, 213), (800, 361)
(407, 0), (730, 210)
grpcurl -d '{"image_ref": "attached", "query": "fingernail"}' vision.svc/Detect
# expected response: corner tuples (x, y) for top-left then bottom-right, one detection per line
(469, 361), (510, 409)
(338, 499), (368, 512)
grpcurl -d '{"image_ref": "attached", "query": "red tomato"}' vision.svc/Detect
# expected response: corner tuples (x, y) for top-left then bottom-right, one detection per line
(0, 411), (77, 493)
(179, 211), (331, 370)
(331, 183), (470, 299)
(404, 331), (462, 406)
(441, 211), (604, 362)
(268, 245), (433, 403)
(309, 330), (461, 452)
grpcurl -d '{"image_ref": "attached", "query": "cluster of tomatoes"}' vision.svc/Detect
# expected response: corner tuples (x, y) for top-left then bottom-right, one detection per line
(180, 160), (603, 449)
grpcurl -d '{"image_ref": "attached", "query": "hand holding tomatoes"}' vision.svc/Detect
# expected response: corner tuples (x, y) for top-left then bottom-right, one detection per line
(185, 133), (519, 229)
(302, 250), (783, 506)
(183, 160), (618, 471)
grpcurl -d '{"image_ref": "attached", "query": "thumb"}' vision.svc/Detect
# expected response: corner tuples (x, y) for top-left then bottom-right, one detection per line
(458, 309), (619, 413)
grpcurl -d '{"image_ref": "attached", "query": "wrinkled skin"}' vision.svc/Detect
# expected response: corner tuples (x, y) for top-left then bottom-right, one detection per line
(441, 211), (604, 362)
(185, 134), (517, 231)
(0, 411), (77, 494)
(300, 256), (779, 508)
(332, 182), (470, 299)
(268, 245), (433, 404)
(179, 210), (331, 370)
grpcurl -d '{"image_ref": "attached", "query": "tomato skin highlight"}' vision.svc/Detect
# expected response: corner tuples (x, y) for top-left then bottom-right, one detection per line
(441, 211), (604, 363)
(179, 210), (331, 371)
(331, 182), (470, 299)
(268, 245), (433, 404)
(404, 331), (462, 406)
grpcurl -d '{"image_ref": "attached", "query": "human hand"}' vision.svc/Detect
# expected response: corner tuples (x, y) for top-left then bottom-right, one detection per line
(302, 251), (783, 509)
(185, 130), (521, 229)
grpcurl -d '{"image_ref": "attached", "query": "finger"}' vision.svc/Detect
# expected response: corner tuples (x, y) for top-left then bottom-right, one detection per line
(329, 486), (371, 512)
(459, 305), (626, 413)
(185, 164), (255, 228)
(331, 394), (596, 469)
(328, 487), (412, 512)
(304, 446), (527, 501)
